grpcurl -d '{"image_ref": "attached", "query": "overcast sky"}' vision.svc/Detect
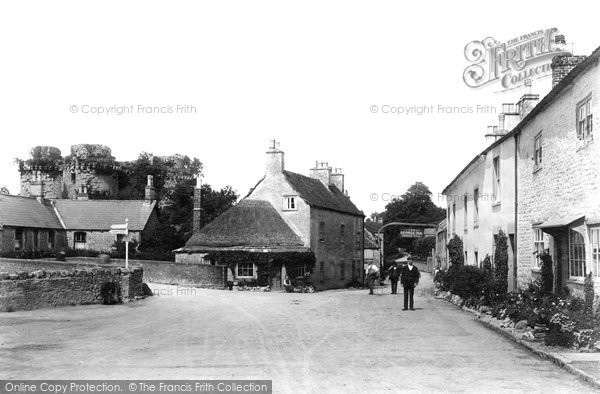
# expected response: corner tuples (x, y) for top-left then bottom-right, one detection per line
(0, 1), (597, 216)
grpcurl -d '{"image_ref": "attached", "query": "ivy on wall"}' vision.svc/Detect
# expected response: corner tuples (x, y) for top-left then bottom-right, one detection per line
(205, 251), (316, 287)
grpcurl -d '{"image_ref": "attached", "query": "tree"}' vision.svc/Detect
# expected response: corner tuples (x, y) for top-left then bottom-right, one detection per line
(493, 230), (509, 296)
(382, 182), (446, 254)
(447, 234), (464, 268)
(540, 250), (554, 295)
(0, 186), (9, 195)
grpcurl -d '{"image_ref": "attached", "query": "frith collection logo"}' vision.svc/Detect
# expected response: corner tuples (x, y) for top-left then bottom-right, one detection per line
(463, 28), (569, 91)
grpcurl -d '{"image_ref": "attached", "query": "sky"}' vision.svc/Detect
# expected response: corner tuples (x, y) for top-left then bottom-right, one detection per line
(0, 1), (598, 217)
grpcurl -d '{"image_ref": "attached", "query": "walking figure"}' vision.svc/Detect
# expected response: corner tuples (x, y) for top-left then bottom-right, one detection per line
(387, 262), (401, 294)
(401, 260), (420, 310)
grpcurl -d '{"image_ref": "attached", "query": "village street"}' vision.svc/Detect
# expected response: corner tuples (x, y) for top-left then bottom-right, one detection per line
(0, 274), (596, 393)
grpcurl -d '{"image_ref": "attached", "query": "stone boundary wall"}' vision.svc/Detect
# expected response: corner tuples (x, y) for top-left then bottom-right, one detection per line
(139, 261), (227, 289)
(0, 266), (143, 312)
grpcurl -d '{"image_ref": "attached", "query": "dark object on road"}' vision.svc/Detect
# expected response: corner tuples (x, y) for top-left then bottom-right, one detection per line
(227, 280), (234, 290)
(101, 282), (121, 305)
(56, 251), (66, 262)
(141, 283), (154, 296)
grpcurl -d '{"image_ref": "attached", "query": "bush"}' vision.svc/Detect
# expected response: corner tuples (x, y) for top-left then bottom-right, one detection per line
(493, 230), (509, 297)
(440, 265), (492, 303)
(584, 272), (594, 314)
(539, 250), (553, 295)
(446, 235), (464, 268)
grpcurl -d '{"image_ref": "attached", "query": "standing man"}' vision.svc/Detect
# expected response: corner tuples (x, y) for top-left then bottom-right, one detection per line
(400, 260), (420, 310)
(387, 262), (401, 294)
(366, 261), (380, 295)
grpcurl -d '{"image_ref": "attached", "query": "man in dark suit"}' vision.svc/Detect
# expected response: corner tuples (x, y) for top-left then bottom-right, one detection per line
(400, 260), (420, 310)
(387, 263), (401, 294)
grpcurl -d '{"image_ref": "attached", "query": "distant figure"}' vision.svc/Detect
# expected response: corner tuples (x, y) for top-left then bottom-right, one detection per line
(401, 260), (420, 310)
(387, 263), (401, 294)
(283, 275), (293, 293)
(366, 262), (380, 295)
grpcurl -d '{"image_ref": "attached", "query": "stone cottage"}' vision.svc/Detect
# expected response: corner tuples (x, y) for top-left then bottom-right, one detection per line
(0, 176), (159, 255)
(175, 141), (365, 291)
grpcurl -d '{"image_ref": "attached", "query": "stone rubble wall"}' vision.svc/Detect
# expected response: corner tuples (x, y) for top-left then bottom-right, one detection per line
(0, 266), (143, 312)
(139, 260), (227, 289)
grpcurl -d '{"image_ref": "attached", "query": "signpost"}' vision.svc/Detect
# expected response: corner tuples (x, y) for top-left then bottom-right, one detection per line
(110, 218), (129, 268)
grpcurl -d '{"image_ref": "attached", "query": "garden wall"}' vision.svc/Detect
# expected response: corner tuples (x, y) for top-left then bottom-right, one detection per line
(0, 266), (143, 312)
(139, 260), (227, 289)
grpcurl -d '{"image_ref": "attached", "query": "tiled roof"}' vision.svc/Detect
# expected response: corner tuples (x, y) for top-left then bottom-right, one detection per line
(283, 171), (364, 216)
(0, 194), (64, 229)
(180, 199), (307, 251)
(53, 200), (156, 231)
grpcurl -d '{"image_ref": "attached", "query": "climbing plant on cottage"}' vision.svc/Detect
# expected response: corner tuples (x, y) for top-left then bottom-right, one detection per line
(446, 234), (464, 268)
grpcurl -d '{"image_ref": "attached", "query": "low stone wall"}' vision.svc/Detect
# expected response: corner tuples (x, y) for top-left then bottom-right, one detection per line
(139, 261), (227, 289)
(0, 266), (143, 312)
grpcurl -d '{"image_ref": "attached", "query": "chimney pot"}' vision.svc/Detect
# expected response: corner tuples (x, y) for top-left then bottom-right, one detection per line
(310, 161), (332, 187)
(193, 177), (202, 233)
(551, 54), (587, 88)
(145, 174), (157, 202)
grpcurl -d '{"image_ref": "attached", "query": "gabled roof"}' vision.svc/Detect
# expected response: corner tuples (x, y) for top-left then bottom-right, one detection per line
(179, 199), (307, 252)
(443, 45), (600, 194)
(0, 194), (64, 229)
(53, 200), (156, 231)
(364, 228), (380, 250)
(283, 171), (364, 216)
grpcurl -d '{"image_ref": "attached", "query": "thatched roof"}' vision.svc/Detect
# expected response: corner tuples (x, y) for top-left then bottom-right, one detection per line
(178, 199), (308, 253)
(283, 171), (363, 216)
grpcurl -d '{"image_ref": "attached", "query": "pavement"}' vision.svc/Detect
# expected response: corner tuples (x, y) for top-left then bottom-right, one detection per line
(0, 274), (598, 393)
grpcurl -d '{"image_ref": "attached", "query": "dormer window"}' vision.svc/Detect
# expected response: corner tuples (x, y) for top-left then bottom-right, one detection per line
(283, 196), (297, 211)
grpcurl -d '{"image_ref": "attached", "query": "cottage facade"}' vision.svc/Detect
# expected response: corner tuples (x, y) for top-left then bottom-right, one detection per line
(442, 47), (600, 297)
(516, 49), (600, 297)
(175, 142), (365, 291)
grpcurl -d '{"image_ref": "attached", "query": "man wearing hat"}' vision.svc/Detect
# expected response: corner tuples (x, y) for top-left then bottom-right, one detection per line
(400, 260), (420, 310)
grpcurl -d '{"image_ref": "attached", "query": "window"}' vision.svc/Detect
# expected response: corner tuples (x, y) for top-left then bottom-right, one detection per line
(319, 222), (325, 242)
(473, 188), (479, 227)
(320, 261), (325, 280)
(74, 232), (87, 249)
(292, 265), (306, 278)
(283, 196), (297, 211)
(534, 228), (545, 269)
(355, 231), (361, 250)
(340, 224), (345, 243)
(33, 230), (39, 250)
(534, 132), (543, 169)
(576, 95), (593, 140)
(340, 260), (345, 280)
(237, 262), (254, 277)
(464, 251), (468, 265)
(493, 156), (501, 203)
(14, 228), (23, 251)
(71, 172), (76, 183)
(48, 230), (55, 249)
(463, 195), (468, 231)
(569, 229), (586, 278)
(474, 251), (479, 267)
(591, 228), (600, 278)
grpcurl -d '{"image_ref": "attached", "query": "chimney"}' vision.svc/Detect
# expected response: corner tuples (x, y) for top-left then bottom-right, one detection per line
(310, 161), (331, 187)
(517, 81), (540, 120)
(330, 168), (344, 192)
(484, 125), (502, 145)
(30, 171), (43, 198)
(501, 102), (520, 131)
(77, 184), (89, 200)
(193, 176), (202, 233)
(551, 54), (587, 88)
(145, 175), (156, 202)
(265, 139), (284, 177)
